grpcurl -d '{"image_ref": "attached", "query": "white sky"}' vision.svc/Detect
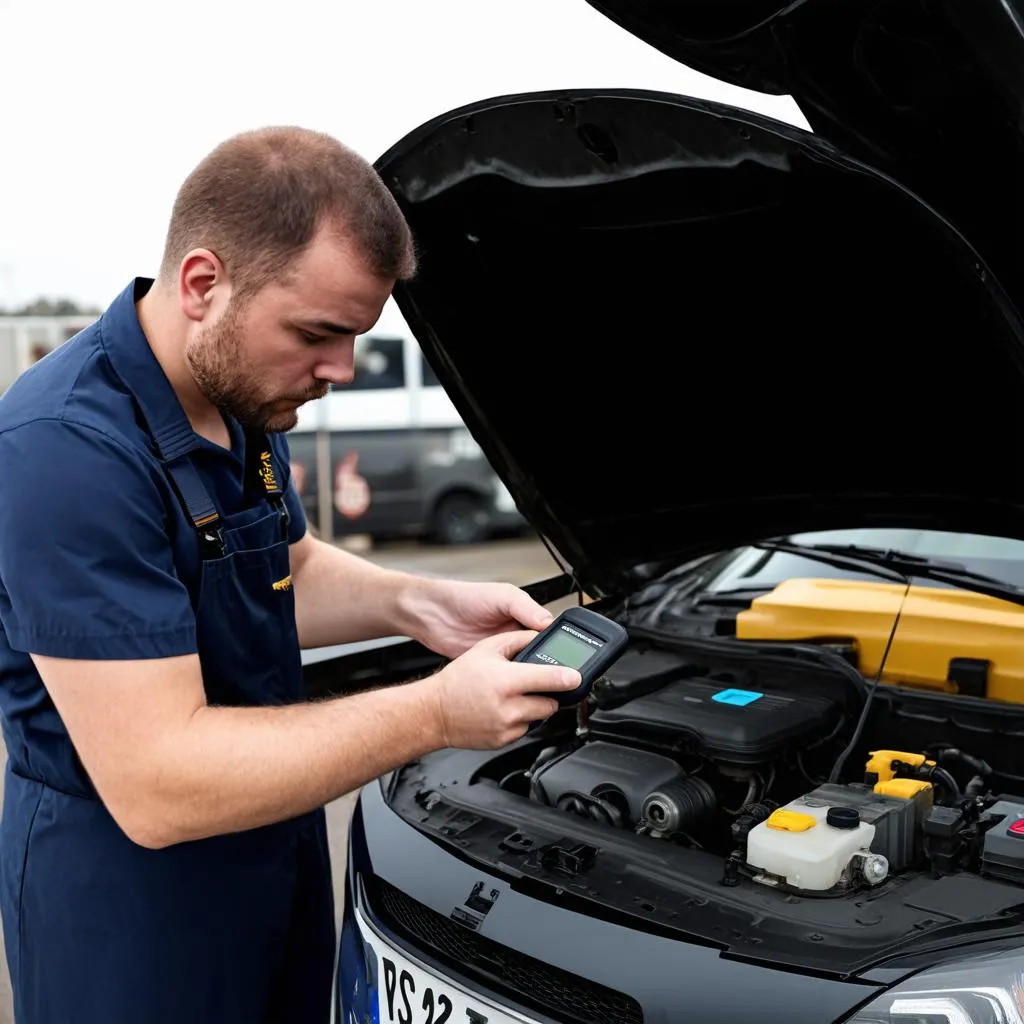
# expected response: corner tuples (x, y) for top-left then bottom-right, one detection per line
(0, 0), (809, 310)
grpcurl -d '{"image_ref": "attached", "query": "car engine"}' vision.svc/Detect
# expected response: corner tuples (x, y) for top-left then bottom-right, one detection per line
(516, 642), (1024, 897)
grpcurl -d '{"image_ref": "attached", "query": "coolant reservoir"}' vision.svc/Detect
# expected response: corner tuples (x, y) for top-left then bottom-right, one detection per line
(746, 799), (877, 891)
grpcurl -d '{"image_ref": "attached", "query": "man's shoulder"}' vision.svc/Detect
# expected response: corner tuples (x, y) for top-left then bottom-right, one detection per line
(0, 321), (154, 460)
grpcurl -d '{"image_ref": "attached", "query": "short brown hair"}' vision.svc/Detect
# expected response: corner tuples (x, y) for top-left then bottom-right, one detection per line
(157, 126), (416, 295)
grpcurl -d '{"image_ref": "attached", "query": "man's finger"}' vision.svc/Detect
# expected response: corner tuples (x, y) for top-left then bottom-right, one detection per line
(504, 587), (555, 631)
(516, 696), (560, 722)
(511, 664), (582, 694)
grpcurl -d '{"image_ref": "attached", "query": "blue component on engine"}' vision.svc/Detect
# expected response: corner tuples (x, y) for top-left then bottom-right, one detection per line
(712, 688), (764, 707)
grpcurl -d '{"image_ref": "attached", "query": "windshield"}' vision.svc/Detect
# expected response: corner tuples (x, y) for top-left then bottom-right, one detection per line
(706, 528), (1024, 596)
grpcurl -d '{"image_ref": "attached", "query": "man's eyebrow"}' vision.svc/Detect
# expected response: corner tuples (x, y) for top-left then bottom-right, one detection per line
(301, 319), (359, 336)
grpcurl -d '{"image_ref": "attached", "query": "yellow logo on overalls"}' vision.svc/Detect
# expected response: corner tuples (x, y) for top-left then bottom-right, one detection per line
(272, 575), (292, 592)
(259, 451), (278, 492)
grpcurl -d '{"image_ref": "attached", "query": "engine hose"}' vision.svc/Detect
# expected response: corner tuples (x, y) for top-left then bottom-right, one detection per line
(933, 747), (992, 779)
(499, 769), (527, 790)
(722, 776), (759, 816)
(917, 764), (962, 804)
(555, 790), (623, 828)
(965, 774), (988, 800)
(640, 778), (717, 834)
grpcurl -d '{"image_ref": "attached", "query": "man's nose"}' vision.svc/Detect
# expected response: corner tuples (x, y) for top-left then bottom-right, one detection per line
(316, 363), (354, 386)
(315, 340), (355, 385)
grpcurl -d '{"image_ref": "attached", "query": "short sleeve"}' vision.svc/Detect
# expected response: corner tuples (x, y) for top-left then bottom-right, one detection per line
(0, 420), (198, 660)
(274, 433), (308, 544)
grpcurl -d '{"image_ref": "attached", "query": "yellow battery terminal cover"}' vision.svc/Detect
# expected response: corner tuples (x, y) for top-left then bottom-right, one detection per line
(766, 809), (817, 832)
(865, 750), (928, 782)
(874, 778), (933, 799)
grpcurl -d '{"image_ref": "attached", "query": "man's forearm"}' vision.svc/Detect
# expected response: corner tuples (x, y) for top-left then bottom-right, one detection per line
(134, 680), (443, 848)
(291, 534), (425, 649)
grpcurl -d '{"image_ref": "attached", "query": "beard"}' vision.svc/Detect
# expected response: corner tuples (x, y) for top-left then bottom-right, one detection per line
(185, 303), (328, 433)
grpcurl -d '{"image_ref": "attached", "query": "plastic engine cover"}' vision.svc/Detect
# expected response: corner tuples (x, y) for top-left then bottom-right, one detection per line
(588, 676), (841, 766)
(589, 645), (698, 708)
(531, 741), (683, 826)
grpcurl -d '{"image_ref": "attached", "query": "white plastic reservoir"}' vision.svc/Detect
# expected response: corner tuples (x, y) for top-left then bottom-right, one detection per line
(745, 797), (876, 891)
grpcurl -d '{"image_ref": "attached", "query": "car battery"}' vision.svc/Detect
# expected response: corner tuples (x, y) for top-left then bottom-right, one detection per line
(981, 800), (1024, 884)
(796, 782), (930, 872)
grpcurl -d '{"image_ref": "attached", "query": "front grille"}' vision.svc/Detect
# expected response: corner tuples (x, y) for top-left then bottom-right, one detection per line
(366, 876), (643, 1024)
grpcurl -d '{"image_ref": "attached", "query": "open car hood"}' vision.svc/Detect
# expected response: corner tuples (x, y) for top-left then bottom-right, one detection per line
(584, 0), (1024, 316)
(374, 21), (1024, 598)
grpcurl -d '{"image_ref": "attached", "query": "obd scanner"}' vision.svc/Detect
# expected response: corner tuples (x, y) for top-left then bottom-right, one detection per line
(517, 606), (629, 707)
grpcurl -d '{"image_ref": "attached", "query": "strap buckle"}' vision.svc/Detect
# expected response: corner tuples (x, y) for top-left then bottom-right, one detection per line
(199, 522), (226, 560)
(278, 498), (291, 538)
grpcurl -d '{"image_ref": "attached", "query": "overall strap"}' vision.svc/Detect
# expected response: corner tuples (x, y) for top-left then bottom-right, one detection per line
(144, 405), (227, 561)
(243, 430), (291, 539)
(97, 289), (227, 563)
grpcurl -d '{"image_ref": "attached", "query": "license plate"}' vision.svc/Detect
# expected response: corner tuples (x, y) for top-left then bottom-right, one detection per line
(356, 908), (538, 1024)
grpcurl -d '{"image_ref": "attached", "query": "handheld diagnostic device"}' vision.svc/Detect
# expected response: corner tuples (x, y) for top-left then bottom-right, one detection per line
(516, 606), (629, 706)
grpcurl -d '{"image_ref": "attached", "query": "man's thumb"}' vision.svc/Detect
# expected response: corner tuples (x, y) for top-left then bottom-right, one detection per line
(485, 629), (538, 659)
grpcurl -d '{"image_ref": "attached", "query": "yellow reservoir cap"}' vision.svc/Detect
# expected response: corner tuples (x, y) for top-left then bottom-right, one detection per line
(866, 750), (927, 782)
(874, 778), (933, 799)
(766, 809), (817, 832)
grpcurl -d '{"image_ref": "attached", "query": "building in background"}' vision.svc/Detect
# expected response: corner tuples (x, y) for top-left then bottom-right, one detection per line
(0, 315), (96, 394)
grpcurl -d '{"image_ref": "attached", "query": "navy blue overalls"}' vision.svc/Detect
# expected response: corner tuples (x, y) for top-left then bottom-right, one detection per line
(0, 285), (335, 1022)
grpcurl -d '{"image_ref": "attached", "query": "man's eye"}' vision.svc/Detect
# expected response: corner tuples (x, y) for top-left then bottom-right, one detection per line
(299, 331), (327, 345)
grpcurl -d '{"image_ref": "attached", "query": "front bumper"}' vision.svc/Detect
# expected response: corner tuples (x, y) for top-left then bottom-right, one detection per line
(337, 781), (884, 1024)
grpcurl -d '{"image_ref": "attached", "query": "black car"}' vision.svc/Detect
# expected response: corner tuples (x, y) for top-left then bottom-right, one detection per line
(319, 3), (1024, 1022)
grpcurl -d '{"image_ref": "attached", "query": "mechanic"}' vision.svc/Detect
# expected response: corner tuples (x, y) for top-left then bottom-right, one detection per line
(0, 126), (581, 1024)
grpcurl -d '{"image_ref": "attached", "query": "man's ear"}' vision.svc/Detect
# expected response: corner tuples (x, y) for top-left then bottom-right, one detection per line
(178, 249), (228, 323)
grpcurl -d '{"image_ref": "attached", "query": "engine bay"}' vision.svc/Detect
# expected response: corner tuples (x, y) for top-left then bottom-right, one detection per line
(512, 641), (1024, 897)
(384, 629), (1024, 969)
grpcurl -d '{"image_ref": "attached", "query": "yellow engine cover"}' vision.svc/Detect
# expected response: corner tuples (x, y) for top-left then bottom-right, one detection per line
(734, 578), (1024, 702)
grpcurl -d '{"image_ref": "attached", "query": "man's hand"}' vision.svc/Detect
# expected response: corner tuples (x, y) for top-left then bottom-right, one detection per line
(398, 578), (556, 659)
(427, 630), (582, 748)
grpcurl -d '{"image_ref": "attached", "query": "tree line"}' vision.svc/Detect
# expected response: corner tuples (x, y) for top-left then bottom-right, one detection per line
(0, 298), (100, 317)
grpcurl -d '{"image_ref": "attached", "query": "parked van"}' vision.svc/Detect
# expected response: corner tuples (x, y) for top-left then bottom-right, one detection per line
(286, 299), (526, 545)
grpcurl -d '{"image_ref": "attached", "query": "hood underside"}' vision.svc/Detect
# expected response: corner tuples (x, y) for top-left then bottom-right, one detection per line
(375, 89), (1024, 597)
(585, 0), (1024, 318)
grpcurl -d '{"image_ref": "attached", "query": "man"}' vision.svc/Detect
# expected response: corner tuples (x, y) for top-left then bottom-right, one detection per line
(0, 126), (579, 1023)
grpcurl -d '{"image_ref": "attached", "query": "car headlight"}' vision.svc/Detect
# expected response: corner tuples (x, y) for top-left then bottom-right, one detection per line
(847, 946), (1024, 1023)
